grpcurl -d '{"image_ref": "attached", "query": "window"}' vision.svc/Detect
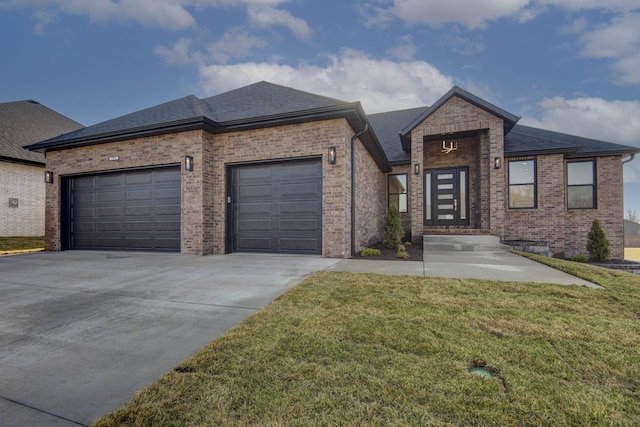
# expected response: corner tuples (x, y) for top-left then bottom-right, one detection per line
(567, 160), (596, 209)
(508, 160), (536, 209)
(388, 174), (408, 213)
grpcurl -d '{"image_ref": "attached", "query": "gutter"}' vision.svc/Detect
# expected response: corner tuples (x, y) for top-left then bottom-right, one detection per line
(623, 154), (636, 165)
(351, 122), (369, 257)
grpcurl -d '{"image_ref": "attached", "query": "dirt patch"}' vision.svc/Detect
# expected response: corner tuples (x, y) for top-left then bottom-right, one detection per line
(357, 241), (423, 261)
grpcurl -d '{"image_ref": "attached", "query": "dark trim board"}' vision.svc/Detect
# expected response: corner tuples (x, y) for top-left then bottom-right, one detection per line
(228, 157), (323, 255)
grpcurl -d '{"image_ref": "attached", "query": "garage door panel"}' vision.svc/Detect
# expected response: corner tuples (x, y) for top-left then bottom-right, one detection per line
(232, 159), (322, 255)
(279, 238), (318, 252)
(97, 174), (123, 187)
(155, 187), (181, 200)
(239, 184), (273, 199)
(68, 167), (181, 252)
(237, 237), (272, 251)
(279, 219), (319, 232)
(239, 201), (274, 215)
(238, 219), (272, 232)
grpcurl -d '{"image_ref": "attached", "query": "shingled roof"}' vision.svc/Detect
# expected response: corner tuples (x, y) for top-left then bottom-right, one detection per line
(24, 82), (639, 168)
(26, 81), (391, 172)
(0, 100), (82, 165)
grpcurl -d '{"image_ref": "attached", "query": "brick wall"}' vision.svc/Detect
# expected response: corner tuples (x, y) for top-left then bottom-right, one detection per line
(354, 137), (386, 252)
(45, 118), (378, 258)
(210, 119), (355, 258)
(503, 155), (624, 259)
(422, 136), (481, 228)
(44, 131), (204, 254)
(409, 96), (504, 241)
(0, 161), (45, 236)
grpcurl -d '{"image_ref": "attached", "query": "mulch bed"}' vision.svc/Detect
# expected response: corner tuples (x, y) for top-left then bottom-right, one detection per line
(357, 241), (423, 261)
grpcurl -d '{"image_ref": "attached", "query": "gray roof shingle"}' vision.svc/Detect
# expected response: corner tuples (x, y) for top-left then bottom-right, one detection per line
(368, 107), (428, 164)
(505, 125), (639, 157)
(625, 219), (640, 237)
(0, 100), (82, 164)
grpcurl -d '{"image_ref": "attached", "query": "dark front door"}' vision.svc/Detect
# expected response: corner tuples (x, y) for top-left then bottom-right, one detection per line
(424, 167), (469, 226)
(230, 159), (322, 255)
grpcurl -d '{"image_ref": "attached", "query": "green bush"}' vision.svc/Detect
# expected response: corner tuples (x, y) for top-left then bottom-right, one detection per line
(571, 254), (589, 263)
(396, 244), (409, 259)
(587, 218), (611, 261)
(360, 247), (381, 257)
(383, 206), (404, 249)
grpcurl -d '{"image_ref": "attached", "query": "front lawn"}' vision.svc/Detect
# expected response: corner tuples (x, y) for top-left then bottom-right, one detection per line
(0, 236), (44, 254)
(95, 256), (640, 426)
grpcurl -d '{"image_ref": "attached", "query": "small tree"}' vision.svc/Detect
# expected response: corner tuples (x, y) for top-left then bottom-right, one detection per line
(383, 205), (404, 249)
(626, 209), (639, 223)
(587, 218), (611, 261)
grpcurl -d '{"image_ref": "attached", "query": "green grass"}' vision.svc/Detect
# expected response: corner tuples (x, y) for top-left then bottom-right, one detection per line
(94, 256), (640, 426)
(0, 236), (44, 253)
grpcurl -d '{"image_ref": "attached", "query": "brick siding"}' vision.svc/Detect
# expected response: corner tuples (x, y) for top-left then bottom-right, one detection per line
(44, 119), (383, 258)
(0, 161), (45, 236)
(504, 155), (624, 259)
(408, 96), (504, 241)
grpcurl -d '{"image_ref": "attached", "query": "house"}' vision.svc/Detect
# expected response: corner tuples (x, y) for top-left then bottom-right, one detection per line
(1, 100), (82, 237)
(26, 82), (639, 258)
(625, 219), (640, 248)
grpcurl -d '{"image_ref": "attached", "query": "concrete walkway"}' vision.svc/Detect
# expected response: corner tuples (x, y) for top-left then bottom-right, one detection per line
(330, 236), (599, 288)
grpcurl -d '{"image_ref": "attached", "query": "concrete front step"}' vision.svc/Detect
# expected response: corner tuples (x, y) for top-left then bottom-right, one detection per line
(423, 234), (511, 252)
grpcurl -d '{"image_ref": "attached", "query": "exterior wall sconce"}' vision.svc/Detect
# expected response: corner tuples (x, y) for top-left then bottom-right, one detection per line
(185, 155), (194, 171)
(414, 163), (420, 175)
(328, 146), (337, 164)
(494, 157), (501, 169)
(44, 171), (54, 183)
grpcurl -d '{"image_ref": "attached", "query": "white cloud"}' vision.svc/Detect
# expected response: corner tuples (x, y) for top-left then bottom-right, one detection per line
(248, 5), (312, 39)
(207, 28), (269, 63)
(1, 0), (309, 34)
(154, 38), (203, 65)
(578, 13), (640, 84)
(197, 49), (454, 113)
(521, 96), (640, 146)
(386, 35), (417, 61)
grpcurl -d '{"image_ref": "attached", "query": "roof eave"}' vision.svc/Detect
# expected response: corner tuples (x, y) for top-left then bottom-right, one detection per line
(0, 155), (45, 167)
(565, 148), (640, 158)
(505, 146), (582, 158)
(399, 86), (520, 140)
(24, 117), (216, 153)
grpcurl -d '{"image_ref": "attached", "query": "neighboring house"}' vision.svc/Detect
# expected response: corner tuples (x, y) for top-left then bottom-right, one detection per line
(26, 82), (639, 258)
(1, 100), (82, 237)
(625, 219), (640, 248)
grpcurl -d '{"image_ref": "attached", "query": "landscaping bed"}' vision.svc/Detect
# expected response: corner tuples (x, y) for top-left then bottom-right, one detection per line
(357, 241), (423, 261)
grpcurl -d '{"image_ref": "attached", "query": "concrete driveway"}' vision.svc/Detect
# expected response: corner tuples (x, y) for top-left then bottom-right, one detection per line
(0, 251), (339, 427)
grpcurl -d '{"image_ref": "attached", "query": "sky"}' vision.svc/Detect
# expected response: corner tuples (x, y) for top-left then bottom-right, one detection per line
(1, 0), (639, 215)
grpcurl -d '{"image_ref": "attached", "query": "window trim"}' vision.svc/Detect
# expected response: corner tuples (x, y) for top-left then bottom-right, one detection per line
(508, 159), (537, 209)
(388, 173), (408, 213)
(566, 159), (597, 210)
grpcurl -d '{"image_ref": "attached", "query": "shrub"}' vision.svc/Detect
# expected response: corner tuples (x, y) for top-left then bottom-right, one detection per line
(396, 244), (409, 259)
(571, 254), (589, 263)
(383, 206), (404, 249)
(360, 247), (381, 257)
(587, 218), (611, 261)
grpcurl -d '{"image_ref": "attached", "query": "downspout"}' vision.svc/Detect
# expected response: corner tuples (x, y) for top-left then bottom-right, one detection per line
(351, 123), (369, 257)
(622, 154), (635, 165)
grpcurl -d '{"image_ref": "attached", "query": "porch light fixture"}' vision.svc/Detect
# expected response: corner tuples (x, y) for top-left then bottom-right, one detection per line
(185, 155), (194, 171)
(44, 171), (54, 184)
(414, 163), (420, 175)
(328, 146), (337, 164)
(494, 157), (501, 169)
